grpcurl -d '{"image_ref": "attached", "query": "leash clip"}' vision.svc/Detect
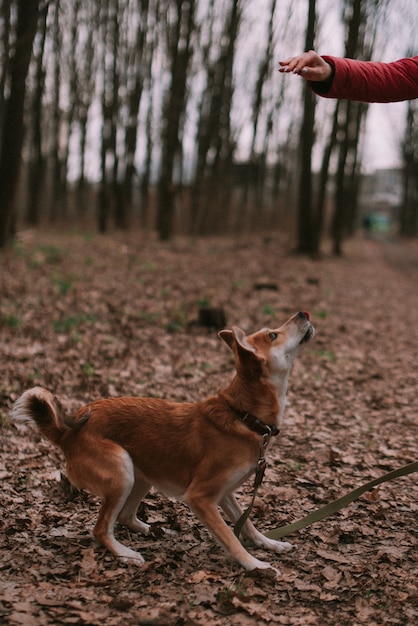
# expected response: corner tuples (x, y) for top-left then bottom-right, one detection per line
(254, 457), (267, 489)
(261, 429), (271, 449)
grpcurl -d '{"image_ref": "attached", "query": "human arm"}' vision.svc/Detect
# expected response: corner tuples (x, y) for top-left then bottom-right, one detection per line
(279, 51), (418, 103)
(279, 50), (333, 82)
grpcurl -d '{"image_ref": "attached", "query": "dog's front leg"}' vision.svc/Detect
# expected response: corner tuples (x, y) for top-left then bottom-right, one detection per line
(220, 494), (293, 554)
(185, 492), (276, 572)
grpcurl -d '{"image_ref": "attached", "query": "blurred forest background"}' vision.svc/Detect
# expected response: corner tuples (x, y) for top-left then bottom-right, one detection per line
(0, 0), (417, 254)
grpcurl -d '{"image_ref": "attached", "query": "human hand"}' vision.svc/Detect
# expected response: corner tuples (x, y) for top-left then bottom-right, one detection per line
(279, 50), (332, 82)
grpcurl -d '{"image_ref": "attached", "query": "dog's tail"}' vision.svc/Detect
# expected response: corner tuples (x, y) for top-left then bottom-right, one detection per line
(12, 387), (89, 447)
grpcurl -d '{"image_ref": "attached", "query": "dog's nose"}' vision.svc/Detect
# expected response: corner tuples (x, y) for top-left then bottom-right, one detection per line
(297, 311), (310, 321)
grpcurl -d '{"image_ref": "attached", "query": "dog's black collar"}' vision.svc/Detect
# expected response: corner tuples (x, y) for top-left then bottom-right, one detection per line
(235, 411), (280, 438)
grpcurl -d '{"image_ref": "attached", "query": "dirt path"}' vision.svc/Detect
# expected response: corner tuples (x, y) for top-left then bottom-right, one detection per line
(1, 231), (417, 625)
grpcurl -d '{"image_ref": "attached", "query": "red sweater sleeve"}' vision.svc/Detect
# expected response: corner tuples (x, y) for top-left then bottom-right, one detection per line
(311, 55), (418, 103)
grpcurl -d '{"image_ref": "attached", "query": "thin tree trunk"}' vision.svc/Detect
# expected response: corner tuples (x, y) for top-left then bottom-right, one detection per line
(0, 0), (12, 144)
(0, 0), (40, 246)
(312, 102), (339, 254)
(140, 1), (159, 227)
(345, 101), (367, 235)
(97, 0), (115, 233)
(50, 0), (65, 221)
(157, 0), (195, 240)
(243, 0), (276, 230)
(109, 2), (122, 229)
(141, 86), (154, 228)
(296, 0), (316, 254)
(400, 100), (418, 236)
(331, 0), (368, 255)
(191, 0), (240, 235)
(332, 101), (351, 256)
(121, 0), (149, 219)
(26, 6), (48, 225)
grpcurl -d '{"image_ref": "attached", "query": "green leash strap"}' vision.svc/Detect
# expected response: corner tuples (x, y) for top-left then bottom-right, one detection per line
(264, 460), (418, 540)
(234, 457), (266, 539)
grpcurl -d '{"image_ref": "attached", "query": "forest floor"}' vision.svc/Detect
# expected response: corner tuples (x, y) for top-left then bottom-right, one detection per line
(1, 228), (418, 625)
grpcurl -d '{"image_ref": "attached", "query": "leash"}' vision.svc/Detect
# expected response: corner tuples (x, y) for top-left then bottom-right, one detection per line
(232, 407), (418, 542)
(234, 432), (271, 539)
(232, 412), (280, 540)
(234, 411), (418, 539)
(264, 460), (418, 540)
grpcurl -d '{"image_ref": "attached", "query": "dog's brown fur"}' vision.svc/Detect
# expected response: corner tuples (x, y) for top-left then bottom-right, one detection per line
(12, 312), (313, 572)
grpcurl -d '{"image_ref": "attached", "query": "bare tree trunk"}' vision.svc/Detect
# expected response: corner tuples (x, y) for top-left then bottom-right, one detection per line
(139, 2), (159, 228)
(98, 0), (120, 233)
(242, 0), (276, 230)
(191, 0), (240, 235)
(157, 0), (195, 240)
(332, 100), (351, 256)
(141, 86), (154, 228)
(26, 6), (48, 225)
(0, 0), (12, 145)
(0, 0), (40, 247)
(312, 102), (339, 254)
(296, 0), (316, 254)
(189, 0), (216, 233)
(50, 0), (65, 221)
(60, 2), (97, 218)
(331, 0), (361, 256)
(331, 0), (373, 255)
(120, 0), (150, 222)
(205, 0), (239, 234)
(110, 3), (122, 229)
(400, 100), (418, 236)
(345, 101), (368, 235)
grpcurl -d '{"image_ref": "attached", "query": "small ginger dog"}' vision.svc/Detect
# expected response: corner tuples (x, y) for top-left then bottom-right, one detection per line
(12, 311), (313, 572)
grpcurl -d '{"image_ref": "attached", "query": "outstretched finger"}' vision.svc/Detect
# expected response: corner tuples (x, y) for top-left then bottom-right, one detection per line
(279, 53), (312, 74)
(278, 57), (297, 72)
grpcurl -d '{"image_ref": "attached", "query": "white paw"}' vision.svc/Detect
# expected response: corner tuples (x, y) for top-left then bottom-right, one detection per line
(252, 537), (293, 553)
(270, 540), (293, 553)
(116, 547), (146, 564)
(118, 518), (150, 535)
(247, 560), (281, 578)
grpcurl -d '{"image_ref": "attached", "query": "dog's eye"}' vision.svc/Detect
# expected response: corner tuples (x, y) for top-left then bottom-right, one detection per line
(268, 332), (278, 341)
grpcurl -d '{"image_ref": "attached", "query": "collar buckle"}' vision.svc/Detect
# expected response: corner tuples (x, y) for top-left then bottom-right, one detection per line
(240, 412), (279, 439)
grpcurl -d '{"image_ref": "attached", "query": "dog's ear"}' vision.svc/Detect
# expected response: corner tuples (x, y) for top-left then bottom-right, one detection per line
(218, 327), (256, 355)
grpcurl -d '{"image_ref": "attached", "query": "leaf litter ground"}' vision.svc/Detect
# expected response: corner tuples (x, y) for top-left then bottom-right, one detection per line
(1, 230), (417, 625)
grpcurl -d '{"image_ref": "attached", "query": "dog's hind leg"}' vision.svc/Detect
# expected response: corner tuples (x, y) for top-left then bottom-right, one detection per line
(220, 494), (293, 554)
(67, 441), (145, 564)
(117, 470), (151, 535)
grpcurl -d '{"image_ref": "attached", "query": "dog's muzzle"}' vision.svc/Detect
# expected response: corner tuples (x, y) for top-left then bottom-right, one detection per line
(300, 324), (314, 344)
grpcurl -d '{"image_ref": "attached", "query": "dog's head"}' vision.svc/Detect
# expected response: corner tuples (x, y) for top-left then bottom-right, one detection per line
(219, 312), (314, 381)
